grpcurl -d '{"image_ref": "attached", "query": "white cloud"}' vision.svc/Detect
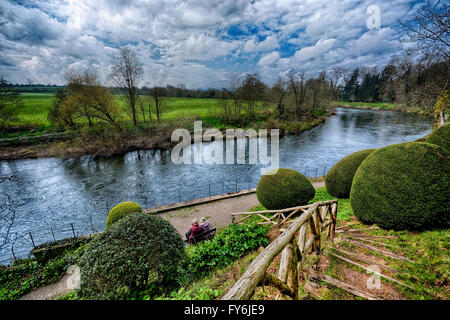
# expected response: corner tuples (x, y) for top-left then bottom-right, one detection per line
(0, 0), (419, 87)
(294, 38), (336, 62)
(244, 36), (279, 53)
(258, 51), (280, 66)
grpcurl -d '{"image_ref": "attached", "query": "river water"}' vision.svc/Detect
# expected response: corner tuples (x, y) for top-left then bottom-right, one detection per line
(0, 107), (432, 264)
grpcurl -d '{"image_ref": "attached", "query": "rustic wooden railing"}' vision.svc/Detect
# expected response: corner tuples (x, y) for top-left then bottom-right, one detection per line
(223, 200), (338, 300)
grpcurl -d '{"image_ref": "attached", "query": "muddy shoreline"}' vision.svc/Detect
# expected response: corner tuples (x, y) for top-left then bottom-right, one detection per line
(0, 116), (329, 161)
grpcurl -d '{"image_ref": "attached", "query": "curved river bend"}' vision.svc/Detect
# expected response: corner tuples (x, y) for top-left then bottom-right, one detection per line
(0, 107), (432, 264)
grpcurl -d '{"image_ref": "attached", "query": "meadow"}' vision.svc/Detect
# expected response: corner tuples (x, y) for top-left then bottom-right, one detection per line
(16, 93), (221, 127)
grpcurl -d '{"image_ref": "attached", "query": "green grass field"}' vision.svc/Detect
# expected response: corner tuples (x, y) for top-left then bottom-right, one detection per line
(332, 101), (398, 109)
(15, 93), (222, 126)
(17, 93), (56, 126)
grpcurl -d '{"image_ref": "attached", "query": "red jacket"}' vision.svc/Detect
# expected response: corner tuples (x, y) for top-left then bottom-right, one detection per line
(189, 224), (203, 239)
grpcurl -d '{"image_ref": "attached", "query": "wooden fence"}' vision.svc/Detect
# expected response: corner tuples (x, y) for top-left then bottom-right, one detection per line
(223, 200), (338, 300)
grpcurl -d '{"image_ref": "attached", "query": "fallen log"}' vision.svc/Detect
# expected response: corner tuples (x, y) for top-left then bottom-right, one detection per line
(345, 235), (401, 250)
(260, 272), (295, 298)
(308, 270), (380, 300)
(329, 248), (398, 273)
(327, 251), (415, 290)
(344, 239), (413, 262)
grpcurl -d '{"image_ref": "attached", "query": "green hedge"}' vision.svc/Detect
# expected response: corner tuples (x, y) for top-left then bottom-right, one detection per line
(32, 236), (93, 265)
(79, 213), (185, 299)
(425, 123), (450, 152)
(256, 168), (315, 209)
(106, 201), (142, 228)
(325, 149), (376, 198)
(350, 142), (450, 231)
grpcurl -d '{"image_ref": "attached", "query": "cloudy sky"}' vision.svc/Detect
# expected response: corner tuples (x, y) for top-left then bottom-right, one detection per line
(0, 0), (423, 88)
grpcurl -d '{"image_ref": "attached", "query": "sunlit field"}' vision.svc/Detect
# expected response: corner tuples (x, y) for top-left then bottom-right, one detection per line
(15, 93), (221, 126)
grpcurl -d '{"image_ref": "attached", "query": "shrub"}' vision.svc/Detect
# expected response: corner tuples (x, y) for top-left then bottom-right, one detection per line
(1, 245), (86, 300)
(350, 142), (450, 231)
(106, 201), (142, 228)
(184, 222), (269, 278)
(79, 213), (185, 299)
(325, 149), (376, 198)
(256, 168), (315, 209)
(425, 123), (450, 152)
(32, 236), (93, 265)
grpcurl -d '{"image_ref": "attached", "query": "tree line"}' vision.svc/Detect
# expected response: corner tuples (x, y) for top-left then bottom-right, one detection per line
(341, 53), (448, 110)
(0, 0), (447, 132)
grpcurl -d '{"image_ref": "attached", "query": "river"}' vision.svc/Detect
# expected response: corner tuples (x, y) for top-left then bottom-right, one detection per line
(0, 107), (432, 264)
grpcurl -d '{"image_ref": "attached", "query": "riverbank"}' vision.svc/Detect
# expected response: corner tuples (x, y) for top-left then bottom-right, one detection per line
(0, 113), (330, 161)
(333, 101), (433, 116)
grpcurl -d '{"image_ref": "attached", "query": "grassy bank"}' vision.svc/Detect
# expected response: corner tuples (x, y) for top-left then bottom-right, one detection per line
(0, 93), (331, 160)
(178, 188), (449, 300)
(333, 101), (433, 116)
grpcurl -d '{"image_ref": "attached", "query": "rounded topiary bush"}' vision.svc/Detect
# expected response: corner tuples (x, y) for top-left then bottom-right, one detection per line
(350, 142), (450, 231)
(256, 168), (315, 210)
(325, 149), (376, 198)
(79, 213), (185, 299)
(106, 201), (142, 228)
(425, 123), (450, 152)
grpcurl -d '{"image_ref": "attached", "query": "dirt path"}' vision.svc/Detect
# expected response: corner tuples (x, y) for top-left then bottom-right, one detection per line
(19, 265), (80, 300)
(161, 181), (325, 238)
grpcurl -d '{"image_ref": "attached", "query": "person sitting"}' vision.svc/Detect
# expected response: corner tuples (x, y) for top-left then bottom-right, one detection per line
(199, 217), (213, 239)
(185, 219), (203, 243)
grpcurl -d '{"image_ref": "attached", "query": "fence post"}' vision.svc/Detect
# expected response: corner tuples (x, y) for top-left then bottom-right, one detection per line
(314, 168), (318, 179)
(323, 165), (326, 177)
(51, 228), (56, 241)
(178, 189), (181, 202)
(28, 232), (35, 247)
(71, 224), (76, 237)
(209, 184), (211, 197)
(235, 178), (238, 192)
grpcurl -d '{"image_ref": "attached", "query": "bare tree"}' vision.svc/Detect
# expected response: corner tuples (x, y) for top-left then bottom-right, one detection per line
(218, 88), (233, 122)
(0, 193), (16, 252)
(50, 70), (120, 128)
(270, 77), (288, 117)
(239, 73), (266, 121)
(400, 0), (449, 60)
(149, 87), (169, 122)
(0, 77), (22, 131)
(110, 47), (144, 126)
(307, 72), (328, 111)
(287, 71), (306, 119)
(327, 68), (345, 100)
(230, 77), (243, 120)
